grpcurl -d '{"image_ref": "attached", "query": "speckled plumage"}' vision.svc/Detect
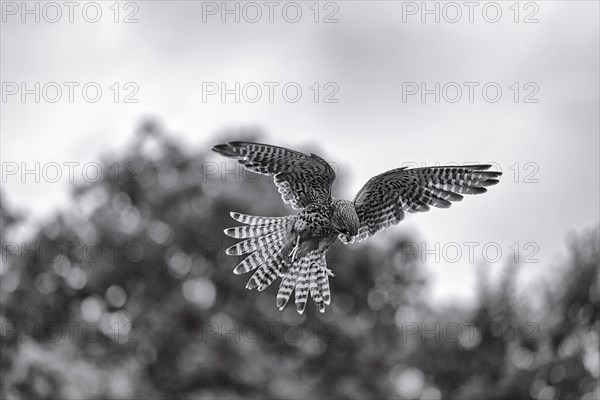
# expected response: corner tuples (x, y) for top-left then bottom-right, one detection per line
(213, 141), (501, 314)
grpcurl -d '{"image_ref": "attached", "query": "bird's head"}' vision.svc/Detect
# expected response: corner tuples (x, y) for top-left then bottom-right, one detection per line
(332, 199), (360, 237)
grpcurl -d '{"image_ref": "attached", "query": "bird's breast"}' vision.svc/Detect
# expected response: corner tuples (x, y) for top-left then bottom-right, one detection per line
(294, 208), (336, 238)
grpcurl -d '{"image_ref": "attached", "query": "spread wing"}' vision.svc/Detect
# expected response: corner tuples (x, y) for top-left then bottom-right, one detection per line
(342, 165), (502, 243)
(212, 141), (336, 209)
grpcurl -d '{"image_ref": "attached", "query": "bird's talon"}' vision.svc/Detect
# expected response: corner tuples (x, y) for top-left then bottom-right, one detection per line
(288, 236), (300, 262)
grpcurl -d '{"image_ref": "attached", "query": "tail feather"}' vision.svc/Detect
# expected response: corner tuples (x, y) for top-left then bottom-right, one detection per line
(316, 259), (331, 305)
(233, 245), (272, 275)
(277, 262), (301, 310)
(295, 265), (310, 314)
(227, 211), (294, 288)
(294, 250), (330, 314)
(234, 233), (286, 275)
(248, 250), (288, 291)
(308, 253), (325, 313)
(224, 211), (333, 314)
(225, 224), (286, 239)
(225, 229), (286, 256)
(230, 212), (289, 226)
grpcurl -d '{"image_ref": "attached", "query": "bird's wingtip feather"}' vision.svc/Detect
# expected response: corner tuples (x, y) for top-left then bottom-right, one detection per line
(212, 143), (228, 152)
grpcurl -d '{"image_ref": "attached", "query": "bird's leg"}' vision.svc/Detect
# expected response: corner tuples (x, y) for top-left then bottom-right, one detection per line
(288, 235), (300, 262)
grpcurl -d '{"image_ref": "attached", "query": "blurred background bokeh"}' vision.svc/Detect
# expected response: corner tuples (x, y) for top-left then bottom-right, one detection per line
(2, 1), (599, 399)
(1, 123), (598, 399)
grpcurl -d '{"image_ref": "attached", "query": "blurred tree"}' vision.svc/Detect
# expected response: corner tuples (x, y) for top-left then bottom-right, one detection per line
(406, 228), (599, 400)
(0, 122), (597, 400)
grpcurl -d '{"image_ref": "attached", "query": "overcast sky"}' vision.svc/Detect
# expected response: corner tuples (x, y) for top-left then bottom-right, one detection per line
(2, 1), (599, 307)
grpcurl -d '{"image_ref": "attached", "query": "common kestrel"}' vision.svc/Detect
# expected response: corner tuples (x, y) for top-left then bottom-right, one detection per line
(213, 141), (501, 314)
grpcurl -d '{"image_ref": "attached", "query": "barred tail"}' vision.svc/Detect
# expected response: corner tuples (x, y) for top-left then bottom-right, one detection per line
(224, 212), (295, 292)
(229, 212), (289, 226)
(276, 250), (332, 314)
(224, 212), (333, 314)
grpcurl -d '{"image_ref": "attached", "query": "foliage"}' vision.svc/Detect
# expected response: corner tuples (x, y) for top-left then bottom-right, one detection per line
(1, 122), (598, 399)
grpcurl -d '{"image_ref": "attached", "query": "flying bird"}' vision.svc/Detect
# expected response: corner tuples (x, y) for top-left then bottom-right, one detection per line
(212, 141), (501, 314)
